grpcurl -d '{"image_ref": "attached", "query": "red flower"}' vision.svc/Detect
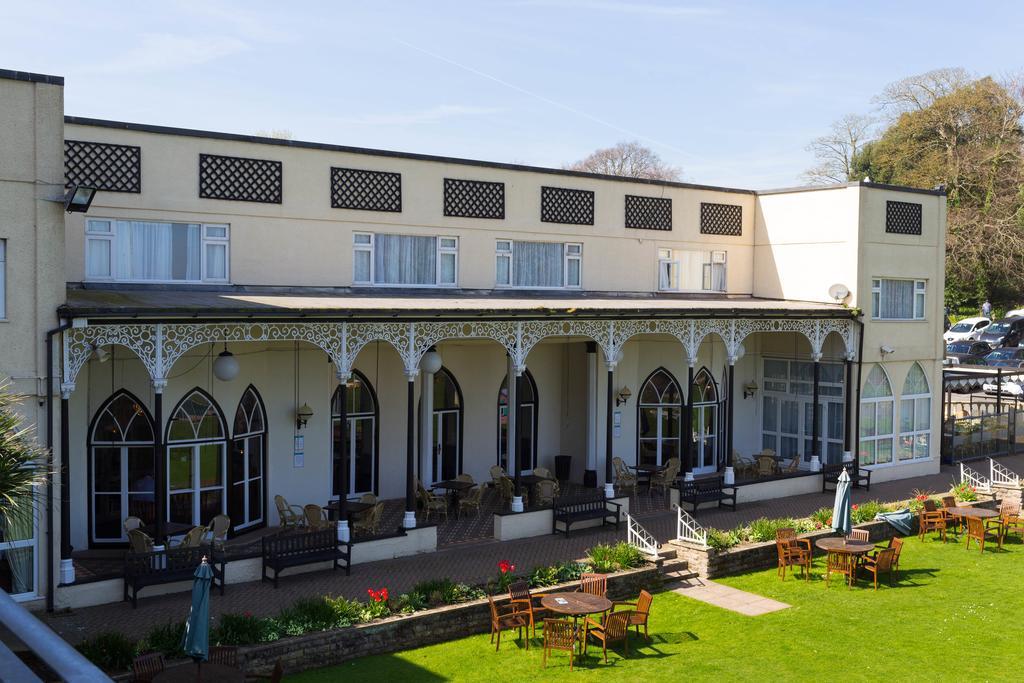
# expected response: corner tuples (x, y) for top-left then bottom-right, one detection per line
(367, 587), (388, 602)
(498, 560), (514, 574)
(381, 588), (389, 601)
(852, 504), (859, 511)
(244, 611), (253, 618)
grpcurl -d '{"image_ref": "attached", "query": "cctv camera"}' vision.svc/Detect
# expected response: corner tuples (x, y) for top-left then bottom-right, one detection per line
(880, 345), (895, 355)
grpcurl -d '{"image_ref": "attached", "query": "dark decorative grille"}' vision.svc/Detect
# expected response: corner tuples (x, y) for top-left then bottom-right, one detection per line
(331, 167), (401, 212)
(443, 178), (504, 219)
(699, 202), (743, 236)
(540, 186), (594, 225)
(199, 153), (282, 204)
(885, 201), (922, 235)
(64, 140), (141, 193)
(625, 195), (672, 231)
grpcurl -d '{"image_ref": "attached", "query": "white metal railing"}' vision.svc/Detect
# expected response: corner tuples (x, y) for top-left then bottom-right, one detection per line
(626, 514), (660, 557)
(990, 458), (1021, 488)
(672, 504), (708, 549)
(960, 463), (992, 494)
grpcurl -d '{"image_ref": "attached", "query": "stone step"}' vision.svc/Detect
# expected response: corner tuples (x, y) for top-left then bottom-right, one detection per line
(657, 548), (677, 561)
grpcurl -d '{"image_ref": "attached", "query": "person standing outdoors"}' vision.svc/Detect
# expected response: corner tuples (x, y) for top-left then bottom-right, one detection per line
(982, 299), (993, 319)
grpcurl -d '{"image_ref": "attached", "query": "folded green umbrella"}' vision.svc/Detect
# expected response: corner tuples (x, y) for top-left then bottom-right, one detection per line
(831, 468), (852, 536)
(181, 558), (213, 664)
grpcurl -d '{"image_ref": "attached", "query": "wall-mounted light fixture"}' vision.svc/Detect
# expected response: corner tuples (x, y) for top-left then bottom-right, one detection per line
(616, 386), (632, 406)
(743, 381), (758, 399)
(91, 343), (110, 363)
(295, 402), (314, 430)
(63, 184), (97, 213)
(213, 343), (239, 381)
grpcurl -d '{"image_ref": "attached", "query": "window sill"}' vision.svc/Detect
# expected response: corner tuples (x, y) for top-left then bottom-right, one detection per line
(352, 283), (458, 289)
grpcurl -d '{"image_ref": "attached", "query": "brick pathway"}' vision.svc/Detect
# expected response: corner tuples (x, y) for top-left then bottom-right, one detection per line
(41, 455), (1024, 645)
(673, 578), (790, 616)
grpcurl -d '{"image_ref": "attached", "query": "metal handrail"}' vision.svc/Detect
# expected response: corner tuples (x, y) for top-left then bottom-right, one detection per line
(990, 458), (1021, 487)
(0, 589), (110, 682)
(960, 462), (992, 494)
(672, 503), (708, 548)
(626, 514), (659, 556)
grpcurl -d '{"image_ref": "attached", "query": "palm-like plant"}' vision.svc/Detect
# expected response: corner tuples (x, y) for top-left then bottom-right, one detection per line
(0, 379), (50, 540)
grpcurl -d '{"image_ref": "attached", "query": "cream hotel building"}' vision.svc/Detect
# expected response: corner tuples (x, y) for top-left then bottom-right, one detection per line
(0, 68), (946, 610)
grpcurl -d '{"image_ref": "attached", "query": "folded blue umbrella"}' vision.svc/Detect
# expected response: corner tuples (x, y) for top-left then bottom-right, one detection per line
(181, 558), (213, 664)
(875, 508), (913, 535)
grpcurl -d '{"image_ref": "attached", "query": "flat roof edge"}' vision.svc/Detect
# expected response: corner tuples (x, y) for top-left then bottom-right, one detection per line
(0, 68), (64, 85)
(63, 116), (757, 195)
(758, 180), (946, 197)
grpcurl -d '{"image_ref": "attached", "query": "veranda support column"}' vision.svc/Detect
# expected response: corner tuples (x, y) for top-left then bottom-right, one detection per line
(336, 377), (349, 542)
(404, 376), (417, 529)
(420, 366), (435, 488)
(59, 390), (73, 585)
(153, 384), (165, 544)
(684, 362), (695, 481)
(511, 369), (525, 512)
(605, 364), (615, 498)
(843, 357), (853, 461)
(810, 355), (822, 472)
(723, 360), (736, 486)
(584, 342), (598, 487)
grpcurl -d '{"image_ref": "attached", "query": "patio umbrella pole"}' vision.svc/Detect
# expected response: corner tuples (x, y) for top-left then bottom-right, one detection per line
(181, 556), (213, 679)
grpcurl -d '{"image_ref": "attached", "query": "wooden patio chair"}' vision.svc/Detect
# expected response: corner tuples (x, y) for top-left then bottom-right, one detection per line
(860, 547), (897, 590)
(458, 485), (484, 517)
(542, 618), (576, 670)
(756, 454), (777, 477)
(127, 528), (154, 554)
(208, 645), (238, 667)
(303, 504), (332, 531)
(533, 467), (554, 480)
(782, 456), (801, 474)
(131, 652), (164, 682)
(825, 551), (858, 588)
(775, 528), (811, 581)
(352, 501), (385, 535)
(205, 514), (231, 550)
(918, 500), (947, 542)
(578, 572), (608, 597)
(274, 495), (304, 529)
(487, 594), (530, 651)
(991, 499), (1024, 544)
(847, 529), (870, 543)
(489, 465), (506, 487)
(732, 450), (755, 478)
(498, 476), (528, 508)
(612, 457), (637, 495)
(534, 479), (558, 507)
(650, 457), (680, 498)
(508, 579), (549, 638)
(358, 492), (378, 505)
(123, 516), (144, 534)
(941, 496), (961, 532)
(174, 526), (207, 548)
(584, 610), (632, 663)
(966, 516), (1000, 553)
(611, 589), (653, 639)
(872, 536), (906, 579)
(417, 481), (448, 523)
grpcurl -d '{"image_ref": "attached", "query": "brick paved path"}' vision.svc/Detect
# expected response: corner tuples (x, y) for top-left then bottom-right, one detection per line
(40, 456), (1023, 645)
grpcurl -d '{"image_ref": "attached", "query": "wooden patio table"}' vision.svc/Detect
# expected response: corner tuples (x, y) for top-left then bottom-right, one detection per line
(541, 591), (613, 652)
(153, 662), (244, 682)
(815, 537), (874, 587)
(630, 463), (667, 490)
(945, 506), (999, 520)
(140, 522), (193, 544)
(431, 480), (475, 513)
(325, 500), (373, 522)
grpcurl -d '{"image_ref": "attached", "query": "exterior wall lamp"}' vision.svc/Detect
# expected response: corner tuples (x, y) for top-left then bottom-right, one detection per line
(616, 386), (632, 406)
(63, 184), (97, 213)
(295, 402), (314, 430)
(743, 381), (758, 399)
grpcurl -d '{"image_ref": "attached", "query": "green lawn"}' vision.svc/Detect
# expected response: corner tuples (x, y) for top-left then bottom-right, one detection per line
(289, 534), (1023, 682)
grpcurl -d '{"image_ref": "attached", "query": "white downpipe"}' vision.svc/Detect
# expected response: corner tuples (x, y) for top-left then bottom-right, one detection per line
(507, 355), (517, 474)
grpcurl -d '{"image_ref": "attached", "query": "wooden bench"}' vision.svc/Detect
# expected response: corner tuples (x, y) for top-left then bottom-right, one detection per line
(677, 477), (737, 516)
(552, 495), (622, 537)
(124, 545), (225, 608)
(261, 528), (351, 588)
(822, 462), (871, 492)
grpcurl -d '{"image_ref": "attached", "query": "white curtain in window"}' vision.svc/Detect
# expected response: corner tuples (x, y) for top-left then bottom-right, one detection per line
(711, 262), (726, 291)
(185, 225), (200, 280)
(881, 279), (914, 318)
(114, 221), (201, 281)
(679, 251), (704, 290)
(374, 234), (436, 285)
(514, 242), (563, 287)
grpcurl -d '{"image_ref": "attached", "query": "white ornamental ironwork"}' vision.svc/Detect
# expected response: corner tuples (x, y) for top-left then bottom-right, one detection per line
(959, 462), (992, 495)
(626, 514), (660, 557)
(61, 317), (857, 392)
(989, 458), (1020, 488)
(673, 503), (708, 548)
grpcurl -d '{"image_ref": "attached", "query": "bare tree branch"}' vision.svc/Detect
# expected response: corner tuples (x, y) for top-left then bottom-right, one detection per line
(802, 113), (876, 184)
(564, 141), (681, 180)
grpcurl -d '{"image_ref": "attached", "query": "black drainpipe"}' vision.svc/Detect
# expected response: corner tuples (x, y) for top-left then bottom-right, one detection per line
(853, 317), (865, 480)
(44, 319), (73, 613)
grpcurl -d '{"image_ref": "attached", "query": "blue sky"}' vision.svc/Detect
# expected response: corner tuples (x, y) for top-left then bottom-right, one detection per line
(3, 1), (1022, 188)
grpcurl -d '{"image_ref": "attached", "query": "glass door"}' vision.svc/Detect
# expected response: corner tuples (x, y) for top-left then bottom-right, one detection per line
(692, 404), (718, 474)
(0, 493), (36, 599)
(93, 446), (155, 542)
(168, 443), (226, 526)
(434, 410), (460, 481)
(229, 436), (263, 531)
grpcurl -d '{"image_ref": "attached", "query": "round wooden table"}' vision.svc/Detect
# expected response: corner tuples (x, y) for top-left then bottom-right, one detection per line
(153, 662), (245, 682)
(946, 506), (999, 520)
(815, 537), (875, 587)
(541, 592), (613, 652)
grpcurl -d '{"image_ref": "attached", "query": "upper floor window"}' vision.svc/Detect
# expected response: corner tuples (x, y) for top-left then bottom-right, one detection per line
(496, 240), (581, 289)
(85, 219), (229, 283)
(658, 249), (726, 292)
(871, 278), (925, 320)
(353, 233), (457, 287)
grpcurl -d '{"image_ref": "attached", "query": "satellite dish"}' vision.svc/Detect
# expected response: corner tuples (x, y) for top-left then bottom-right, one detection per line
(828, 283), (850, 302)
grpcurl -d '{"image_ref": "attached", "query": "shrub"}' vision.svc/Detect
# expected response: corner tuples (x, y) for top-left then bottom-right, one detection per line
(211, 612), (276, 646)
(328, 595), (366, 625)
(852, 500), (887, 524)
(362, 588), (392, 620)
(810, 507), (833, 529)
(76, 632), (137, 672)
(746, 517), (798, 543)
(137, 621), (185, 659)
(394, 592), (428, 614)
(951, 480), (979, 502)
(495, 560), (517, 591)
(528, 564), (560, 588)
(410, 578), (455, 607)
(609, 541), (646, 569)
(706, 528), (740, 551)
(274, 597), (342, 635)
(554, 561), (587, 583)
(909, 489), (934, 513)
(586, 544), (618, 573)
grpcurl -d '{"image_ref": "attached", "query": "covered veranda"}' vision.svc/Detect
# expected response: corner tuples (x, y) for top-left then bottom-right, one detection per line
(53, 289), (860, 589)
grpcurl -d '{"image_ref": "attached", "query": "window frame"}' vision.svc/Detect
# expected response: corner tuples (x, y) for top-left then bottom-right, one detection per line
(859, 365), (896, 467)
(351, 231), (458, 288)
(897, 363), (932, 462)
(657, 248), (680, 292)
(658, 248), (726, 293)
(84, 218), (231, 284)
(871, 277), (927, 321)
(495, 239), (583, 290)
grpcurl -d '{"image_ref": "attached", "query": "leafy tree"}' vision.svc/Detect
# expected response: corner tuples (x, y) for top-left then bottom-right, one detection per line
(565, 141), (681, 180)
(0, 379), (50, 543)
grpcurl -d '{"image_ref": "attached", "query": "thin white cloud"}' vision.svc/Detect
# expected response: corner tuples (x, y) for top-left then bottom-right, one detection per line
(77, 33), (248, 75)
(335, 105), (503, 126)
(509, 0), (722, 16)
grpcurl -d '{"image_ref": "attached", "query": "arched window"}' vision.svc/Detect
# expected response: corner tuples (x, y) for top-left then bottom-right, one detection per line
(898, 363), (931, 461)
(430, 368), (463, 482)
(88, 391), (155, 544)
(691, 368), (719, 474)
(332, 371), (378, 496)
(859, 365), (894, 466)
(638, 368), (681, 468)
(166, 390), (228, 527)
(230, 386), (266, 533)
(498, 369), (539, 473)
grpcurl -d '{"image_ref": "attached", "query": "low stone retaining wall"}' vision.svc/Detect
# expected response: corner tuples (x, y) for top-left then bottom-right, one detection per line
(672, 498), (999, 579)
(236, 563), (659, 676)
